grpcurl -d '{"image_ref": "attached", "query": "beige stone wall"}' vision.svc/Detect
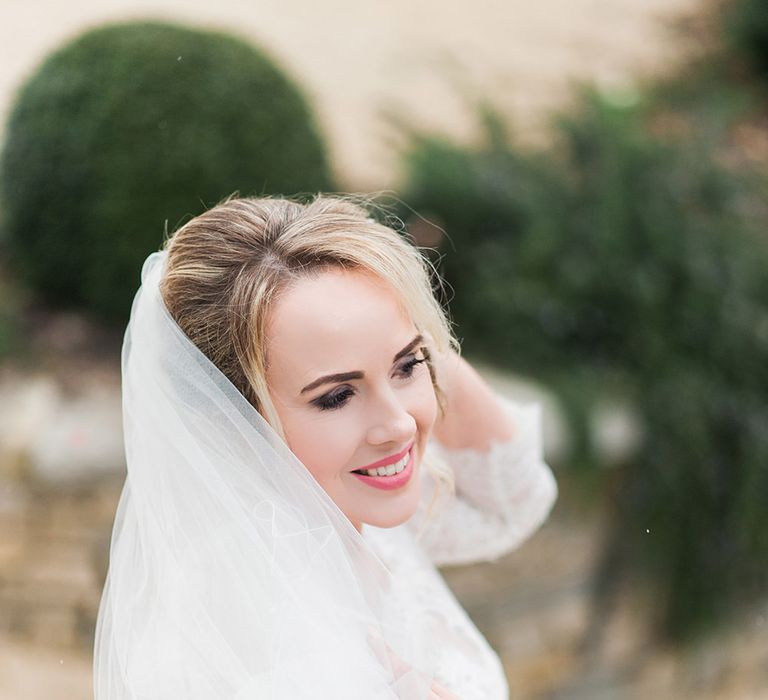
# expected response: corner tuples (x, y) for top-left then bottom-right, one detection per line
(0, 0), (700, 190)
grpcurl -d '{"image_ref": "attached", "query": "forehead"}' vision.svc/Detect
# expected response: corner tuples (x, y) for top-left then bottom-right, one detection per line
(265, 268), (415, 377)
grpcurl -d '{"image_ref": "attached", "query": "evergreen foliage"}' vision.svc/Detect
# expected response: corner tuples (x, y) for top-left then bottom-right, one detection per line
(726, 0), (768, 81)
(394, 88), (768, 643)
(0, 21), (334, 322)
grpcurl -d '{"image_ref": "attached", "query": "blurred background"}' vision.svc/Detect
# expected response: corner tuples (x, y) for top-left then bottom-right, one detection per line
(1, 0), (767, 698)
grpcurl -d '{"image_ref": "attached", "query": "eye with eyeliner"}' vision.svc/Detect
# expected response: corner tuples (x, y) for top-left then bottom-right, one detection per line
(311, 354), (428, 412)
(399, 355), (427, 379)
(310, 386), (355, 411)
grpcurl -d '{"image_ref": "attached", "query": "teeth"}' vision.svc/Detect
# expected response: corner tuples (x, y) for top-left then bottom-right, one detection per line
(359, 451), (410, 477)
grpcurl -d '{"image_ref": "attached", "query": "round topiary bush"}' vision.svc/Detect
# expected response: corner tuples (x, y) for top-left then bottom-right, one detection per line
(0, 21), (335, 322)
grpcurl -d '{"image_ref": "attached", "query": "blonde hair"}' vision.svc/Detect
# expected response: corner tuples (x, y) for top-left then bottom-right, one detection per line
(160, 192), (457, 514)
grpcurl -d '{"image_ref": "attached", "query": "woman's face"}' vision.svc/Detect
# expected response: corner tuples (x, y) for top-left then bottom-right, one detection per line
(264, 267), (438, 532)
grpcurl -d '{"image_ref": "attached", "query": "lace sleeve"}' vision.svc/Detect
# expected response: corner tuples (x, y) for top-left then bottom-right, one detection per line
(407, 394), (558, 567)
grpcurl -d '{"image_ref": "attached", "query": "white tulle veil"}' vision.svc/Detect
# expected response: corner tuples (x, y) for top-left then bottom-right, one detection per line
(93, 250), (438, 698)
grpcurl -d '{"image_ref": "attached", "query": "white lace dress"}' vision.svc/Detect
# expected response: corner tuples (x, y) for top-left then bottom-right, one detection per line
(362, 394), (558, 699)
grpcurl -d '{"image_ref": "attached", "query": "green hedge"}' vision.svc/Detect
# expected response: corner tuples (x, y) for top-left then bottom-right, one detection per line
(394, 89), (768, 643)
(0, 302), (16, 359)
(726, 0), (768, 82)
(0, 21), (334, 322)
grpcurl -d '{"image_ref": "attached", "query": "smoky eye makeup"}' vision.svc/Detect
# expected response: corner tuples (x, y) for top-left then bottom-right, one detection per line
(400, 354), (427, 376)
(312, 386), (356, 412)
(310, 351), (429, 412)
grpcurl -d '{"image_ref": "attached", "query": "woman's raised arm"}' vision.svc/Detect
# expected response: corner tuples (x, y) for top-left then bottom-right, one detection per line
(429, 345), (518, 453)
(409, 337), (558, 566)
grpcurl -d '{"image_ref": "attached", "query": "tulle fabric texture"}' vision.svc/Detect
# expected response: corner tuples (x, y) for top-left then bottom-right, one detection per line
(93, 251), (437, 699)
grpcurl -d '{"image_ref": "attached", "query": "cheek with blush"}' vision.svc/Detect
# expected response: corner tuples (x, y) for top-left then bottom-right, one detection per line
(284, 414), (361, 488)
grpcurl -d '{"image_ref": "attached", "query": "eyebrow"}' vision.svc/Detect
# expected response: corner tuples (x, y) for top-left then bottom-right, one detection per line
(300, 333), (424, 395)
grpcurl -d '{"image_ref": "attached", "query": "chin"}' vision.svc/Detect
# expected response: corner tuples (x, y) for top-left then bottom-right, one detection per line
(358, 484), (422, 529)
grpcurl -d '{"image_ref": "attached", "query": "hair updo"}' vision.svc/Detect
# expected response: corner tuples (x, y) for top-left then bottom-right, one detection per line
(160, 193), (458, 509)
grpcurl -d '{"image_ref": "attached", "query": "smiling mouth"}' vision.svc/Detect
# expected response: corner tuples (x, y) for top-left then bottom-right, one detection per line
(351, 446), (413, 478)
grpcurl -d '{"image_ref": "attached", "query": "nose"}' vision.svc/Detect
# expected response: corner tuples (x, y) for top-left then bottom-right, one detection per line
(365, 390), (417, 448)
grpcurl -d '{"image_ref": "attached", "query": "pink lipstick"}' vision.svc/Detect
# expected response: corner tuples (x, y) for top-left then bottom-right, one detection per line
(351, 446), (415, 491)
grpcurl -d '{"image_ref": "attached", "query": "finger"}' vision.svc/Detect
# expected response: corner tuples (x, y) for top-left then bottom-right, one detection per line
(430, 681), (463, 700)
(366, 629), (412, 679)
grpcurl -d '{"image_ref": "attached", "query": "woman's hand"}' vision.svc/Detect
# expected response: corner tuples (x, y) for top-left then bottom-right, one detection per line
(429, 682), (463, 699)
(366, 628), (464, 699)
(422, 334), (515, 452)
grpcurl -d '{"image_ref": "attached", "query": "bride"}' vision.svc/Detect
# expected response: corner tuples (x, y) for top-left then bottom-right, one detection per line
(93, 194), (557, 699)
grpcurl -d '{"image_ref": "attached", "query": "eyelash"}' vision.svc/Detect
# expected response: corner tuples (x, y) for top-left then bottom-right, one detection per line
(312, 356), (428, 412)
